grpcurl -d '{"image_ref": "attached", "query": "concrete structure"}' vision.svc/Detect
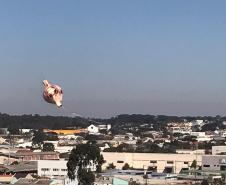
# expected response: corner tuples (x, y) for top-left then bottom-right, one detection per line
(102, 152), (202, 174)
(212, 146), (226, 155)
(202, 155), (226, 171)
(38, 160), (68, 177)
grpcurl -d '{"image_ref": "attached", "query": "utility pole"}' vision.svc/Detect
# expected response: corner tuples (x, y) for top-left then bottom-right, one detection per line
(8, 135), (11, 165)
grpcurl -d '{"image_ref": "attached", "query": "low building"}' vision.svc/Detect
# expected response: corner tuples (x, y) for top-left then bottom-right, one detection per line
(102, 152), (202, 174)
(15, 151), (59, 161)
(37, 160), (68, 177)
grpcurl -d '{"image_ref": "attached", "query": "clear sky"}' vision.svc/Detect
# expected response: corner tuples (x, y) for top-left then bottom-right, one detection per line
(0, 1), (225, 118)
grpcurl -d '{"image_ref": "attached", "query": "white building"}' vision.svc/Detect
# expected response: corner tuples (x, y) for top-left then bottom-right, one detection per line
(102, 152), (202, 174)
(192, 120), (204, 126)
(19, 129), (32, 134)
(98, 124), (111, 131)
(87, 124), (99, 134)
(38, 160), (68, 177)
(17, 142), (32, 148)
(38, 159), (96, 178)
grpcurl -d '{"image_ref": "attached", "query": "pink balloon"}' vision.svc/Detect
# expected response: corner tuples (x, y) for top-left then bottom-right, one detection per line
(43, 80), (63, 108)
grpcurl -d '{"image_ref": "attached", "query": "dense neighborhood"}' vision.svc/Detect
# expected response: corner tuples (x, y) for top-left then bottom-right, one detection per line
(0, 114), (226, 184)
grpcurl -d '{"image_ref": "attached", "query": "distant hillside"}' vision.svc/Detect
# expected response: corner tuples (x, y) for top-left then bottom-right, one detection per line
(0, 113), (225, 131)
(0, 113), (93, 129)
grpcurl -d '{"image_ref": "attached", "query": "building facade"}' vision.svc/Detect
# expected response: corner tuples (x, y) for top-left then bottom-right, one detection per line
(37, 160), (68, 177)
(102, 152), (202, 174)
(202, 155), (226, 171)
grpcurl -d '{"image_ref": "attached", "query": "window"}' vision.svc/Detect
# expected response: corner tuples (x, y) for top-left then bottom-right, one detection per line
(41, 168), (50, 171)
(203, 165), (210, 167)
(150, 160), (157, 163)
(167, 161), (174, 164)
(117, 161), (124, 163)
(184, 162), (189, 164)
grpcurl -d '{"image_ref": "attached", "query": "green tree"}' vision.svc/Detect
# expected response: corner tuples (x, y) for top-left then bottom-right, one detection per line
(77, 169), (95, 185)
(32, 130), (46, 148)
(8, 128), (20, 135)
(122, 163), (130, 170)
(191, 160), (197, 169)
(106, 163), (116, 170)
(67, 141), (104, 185)
(201, 179), (209, 185)
(42, 143), (55, 152)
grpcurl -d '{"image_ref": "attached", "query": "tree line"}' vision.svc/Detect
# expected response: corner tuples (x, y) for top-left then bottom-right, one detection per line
(0, 112), (226, 132)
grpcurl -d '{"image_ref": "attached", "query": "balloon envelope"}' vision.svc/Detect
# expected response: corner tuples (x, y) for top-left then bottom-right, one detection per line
(43, 80), (63, 107)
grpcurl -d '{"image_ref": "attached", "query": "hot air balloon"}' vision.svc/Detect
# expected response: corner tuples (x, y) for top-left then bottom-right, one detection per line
(43, 80), (63, 107)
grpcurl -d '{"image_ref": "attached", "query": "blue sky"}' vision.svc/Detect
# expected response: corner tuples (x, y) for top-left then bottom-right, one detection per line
(0, 1), (225, 118)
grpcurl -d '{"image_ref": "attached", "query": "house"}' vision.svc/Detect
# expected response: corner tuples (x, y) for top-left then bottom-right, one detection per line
(87, 124), (99, 134)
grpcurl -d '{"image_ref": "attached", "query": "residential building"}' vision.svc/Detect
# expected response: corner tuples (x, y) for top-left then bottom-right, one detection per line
(87, 124), (99, 134)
